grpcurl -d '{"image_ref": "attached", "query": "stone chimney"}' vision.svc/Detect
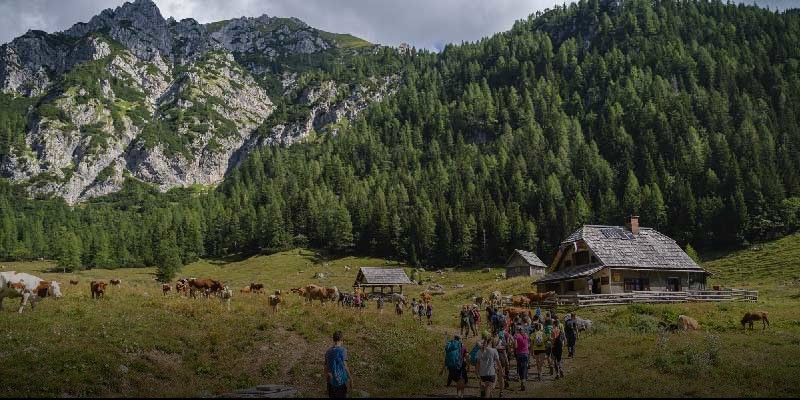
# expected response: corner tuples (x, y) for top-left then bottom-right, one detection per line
(625, 215), (639, 235)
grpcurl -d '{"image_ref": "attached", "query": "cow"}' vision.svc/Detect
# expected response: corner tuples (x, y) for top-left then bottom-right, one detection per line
(512, 295), (531, 307)
(420, 291), (432, 304)
(90, 281), (108, 299)
(176, 278), (190, 296)
(677, 315), (700, 331)
(188, 278), (224, 298)
(526, 291), (556, 305)
(69, 279), (79, 285)
(344, 265), (351, 272)
(503, 307), (531, 321)
(162, 284), (172, 296)
(110, 279), (122, 286)
(268, 290), (283, 313)
(390, 293), (407, 305)
(304, 284), (335, 305)
(240, 285), (252, 294)
(490, 291), (502, 306)
(0, 271), (63, 313)
(291, 287), (307, 302)
(741, 311), (770, 330)
(218, 286), (233, 311)
(250, 283), (265, 294)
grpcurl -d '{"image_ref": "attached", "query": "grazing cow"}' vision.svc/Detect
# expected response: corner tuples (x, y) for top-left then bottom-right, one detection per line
(677, 315), (700, 331)
(175, 278), (190, 296)
(512, 295), (531, 307)
(0, 271), (63, 313)
(188, 278), (224, 298)
(526, 291), (556, 305)
(420, 292), (432, 303)
(303, 284), (334, 305)
(90, 281), (108, 299)
(290, 287), (307, 303)
(110, 279), (122, 286)
(250, 283), (265, 294)
(268, 290), (283, 313)
(490, 291), (502, 306)
(741, 311), (770, 330)
(69, 279), (79, 285)
(240, 285), (252, 294)
(162, 284), (172, 296)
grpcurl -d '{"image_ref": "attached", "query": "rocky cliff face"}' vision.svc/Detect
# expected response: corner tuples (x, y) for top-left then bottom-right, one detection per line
(0, 0), (396, 204)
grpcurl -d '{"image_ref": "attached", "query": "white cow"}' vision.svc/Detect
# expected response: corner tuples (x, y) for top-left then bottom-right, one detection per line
(0, 271), (63, 313)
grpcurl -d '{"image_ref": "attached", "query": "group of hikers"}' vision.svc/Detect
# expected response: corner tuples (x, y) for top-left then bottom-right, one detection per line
(392, 297), (434, 325)
(445, 308), (582, 398)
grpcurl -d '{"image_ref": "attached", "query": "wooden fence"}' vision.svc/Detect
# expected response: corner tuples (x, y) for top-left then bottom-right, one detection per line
(549, 288), (758, 307)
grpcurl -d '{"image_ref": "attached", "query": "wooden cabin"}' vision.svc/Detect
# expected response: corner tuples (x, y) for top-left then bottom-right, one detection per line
(504, 249), (547, 278)
(353, 267), (415, 295)
(535, 216), (710, 295)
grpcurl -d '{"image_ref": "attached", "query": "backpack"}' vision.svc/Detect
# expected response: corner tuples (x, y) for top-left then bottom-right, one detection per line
(469, 344), (480, 366)
(445, 341), (463, 370)
(329, 347), (349, 388)
(534, 331), (545, 347)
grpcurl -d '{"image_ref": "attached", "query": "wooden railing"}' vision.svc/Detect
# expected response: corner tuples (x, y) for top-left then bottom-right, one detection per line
(547, 288), (758, 307)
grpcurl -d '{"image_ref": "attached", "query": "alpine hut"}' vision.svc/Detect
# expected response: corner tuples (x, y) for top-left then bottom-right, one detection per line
(504, 249), (547, 278)
(353, 267), (415, 296)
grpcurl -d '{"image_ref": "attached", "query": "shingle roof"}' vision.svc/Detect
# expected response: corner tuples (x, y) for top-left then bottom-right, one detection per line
(354, 267), (415, 285)
(560, 225), (706, 271)
(535, 263), (605, 283)
(507, 249), (546, 268)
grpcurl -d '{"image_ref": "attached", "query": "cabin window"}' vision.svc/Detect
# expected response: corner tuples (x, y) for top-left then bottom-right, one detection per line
(575, 251), (590, 266)
(624, 278), (650, 292)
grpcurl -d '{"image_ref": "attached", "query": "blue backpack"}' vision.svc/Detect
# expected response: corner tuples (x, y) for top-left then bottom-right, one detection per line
(329, 347), (349, 388)
(469, 343), (480, 366)
(444, 340), (463, 369)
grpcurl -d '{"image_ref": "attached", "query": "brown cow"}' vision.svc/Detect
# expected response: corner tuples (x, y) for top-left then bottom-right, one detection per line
(250, 283), (265, 294)
(110, 279), (122, 286)
(526, 291), (556, 305)
(162, 284), (172, 296)
(504, 307), (531, 321)
(240, 285), (252, 294)
(420, 292), (432, 303)
(677, 315), (700, 331)
(512, 295), (531, 307)
(268, 290), (283, 313)
(741, 311), (770, 330)
(90, 281), (107, 299)
(188, 278), (224, 298)
(304, 284), (338, 305)
(69, 279), (79, 285)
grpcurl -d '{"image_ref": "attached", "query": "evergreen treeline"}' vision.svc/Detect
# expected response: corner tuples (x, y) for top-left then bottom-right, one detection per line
(2, 0), (800, 276)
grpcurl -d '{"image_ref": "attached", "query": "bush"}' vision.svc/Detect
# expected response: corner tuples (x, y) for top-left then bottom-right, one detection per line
(628, 313), (661, 333)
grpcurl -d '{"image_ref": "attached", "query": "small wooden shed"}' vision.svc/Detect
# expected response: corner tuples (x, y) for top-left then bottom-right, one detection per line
(353, 267), (415, 295)
(505, 249), (547, 278)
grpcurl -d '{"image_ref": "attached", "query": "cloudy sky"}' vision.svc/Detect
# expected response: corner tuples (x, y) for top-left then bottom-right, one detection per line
(0, 0), (796, 51)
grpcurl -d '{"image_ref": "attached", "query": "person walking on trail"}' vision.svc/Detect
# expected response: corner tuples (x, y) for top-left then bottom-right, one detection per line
(418, 301), (425, 322)
(565, 312), (579, 358)
(511, 326), (530, 391)
(411, 299), (419, 317)
(475, 333), (502, 398)
(543, 318), (554, 375)
(324, 330), (353, 398)
(377, 296), (384, 314)
(395, 300), (403, 316)
(551, 316), (566, 379)
(469, 307), (479, 337)
(530, 323), (547, 381)
(426, 302), (433, 325)
(442, 334), (469, 398)
(494, 331), (511, 390)
(460, 306), (472, 337)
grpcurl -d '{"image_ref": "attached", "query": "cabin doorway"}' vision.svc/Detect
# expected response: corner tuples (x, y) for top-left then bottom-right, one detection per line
(591, 278), (601, 294)
(666, 277), (681, 292)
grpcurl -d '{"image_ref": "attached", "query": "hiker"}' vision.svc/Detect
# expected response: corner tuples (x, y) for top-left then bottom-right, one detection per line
(353, 293), (361, 311)
(511, 326), (530, 391)
(418, 301), (425, 322)
(475, 333), (502, 398)
(543, 317), (554, 374)
(324, 331), (353, 398)
(396, 300), (403, 316)
(469, 307), (479, 337)
(377, 296), (384, 314)
(442, 334), (468, 398)
(411, 298), (418, 316)
(460, 306), (472, 337)
(530, 323), (547, 381)
(426, 302), (433, 325)
(551, 316), (565, 379)
(565, 312), (578, 358)
(494, 331), (510, 390)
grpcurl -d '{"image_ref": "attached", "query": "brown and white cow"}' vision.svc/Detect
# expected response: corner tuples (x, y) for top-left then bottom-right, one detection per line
(162, 284), (172, 296)
(303, 284), (339, 305)
(189, 278), (224, 298)
(91, 281), (108, 299)
(250, 283), (265, 294)
(69, 279), (79, 285)
(176, 278), (190, 296)
(110, 279), (122, 286)
(0, 271), (62, 313)
(240, 285), (252, 294)
(268, 290), (283, 313)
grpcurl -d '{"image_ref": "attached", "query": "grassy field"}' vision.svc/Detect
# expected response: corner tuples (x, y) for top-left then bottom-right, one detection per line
(1, 237), (799, 397)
